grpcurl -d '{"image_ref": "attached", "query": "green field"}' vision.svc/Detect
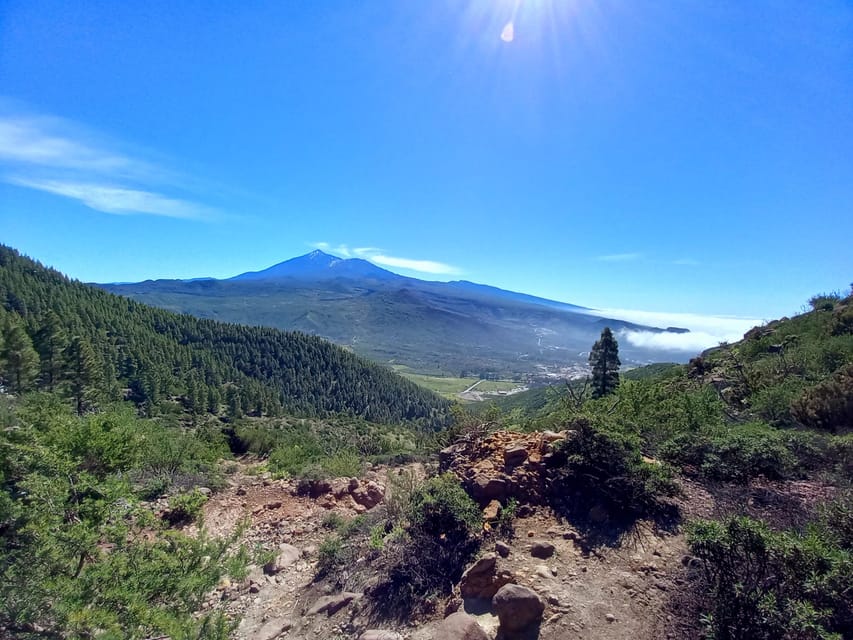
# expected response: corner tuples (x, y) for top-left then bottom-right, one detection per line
(391, 366), (524, 399)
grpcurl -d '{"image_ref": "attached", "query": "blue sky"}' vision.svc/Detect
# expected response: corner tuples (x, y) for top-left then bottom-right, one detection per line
(1, 1), (851, 340)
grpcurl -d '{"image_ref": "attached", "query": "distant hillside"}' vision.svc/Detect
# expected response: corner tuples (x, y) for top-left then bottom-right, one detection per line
(0, 245), (451, 427)
(99, 251), (692, 377)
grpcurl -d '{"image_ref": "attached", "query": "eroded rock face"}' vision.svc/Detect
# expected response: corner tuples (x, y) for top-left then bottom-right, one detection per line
(436, 611), (489, 640)
(492, 583), (545, 632)
(440, 430), (568, 506)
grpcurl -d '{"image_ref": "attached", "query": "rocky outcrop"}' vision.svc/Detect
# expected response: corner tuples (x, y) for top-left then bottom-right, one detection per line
(492, 584), (546, 633)
(299, 477), (386, 512)
(440, 430), (568, 507)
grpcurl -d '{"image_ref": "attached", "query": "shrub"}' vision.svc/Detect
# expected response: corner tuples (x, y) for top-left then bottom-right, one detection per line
(164, 489), (208, 526)
(316, 535), (346, 579)
(660, 423), (794, 482)
(374, 473), (481, 615)
(790, 364), (853, 433)
(687, 513), (853, 640)
(549, 418), (680, 518)
(408, 473), (481, 544)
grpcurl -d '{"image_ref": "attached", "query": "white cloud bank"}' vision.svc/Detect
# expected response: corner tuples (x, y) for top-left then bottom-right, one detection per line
(0, 109), (214, 220)
(586, 308), (766, 352)
(310, 242), (461, 276)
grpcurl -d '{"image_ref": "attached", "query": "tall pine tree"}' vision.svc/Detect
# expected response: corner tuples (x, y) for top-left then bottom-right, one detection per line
(0, 316), (39, 393)
(589, 327), (620, 398)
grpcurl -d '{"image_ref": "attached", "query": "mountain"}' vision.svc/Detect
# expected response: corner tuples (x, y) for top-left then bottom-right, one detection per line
(0, 245), (451, 427)
(98, 251), (693, 378)
(230, 249), (399, 282)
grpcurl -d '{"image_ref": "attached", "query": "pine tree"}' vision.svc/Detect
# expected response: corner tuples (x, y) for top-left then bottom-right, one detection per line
(65, 335), (100, 415)
(0, 316), (39, 393)
(589, 327), (620, 398)
(34, 310), (68, 391)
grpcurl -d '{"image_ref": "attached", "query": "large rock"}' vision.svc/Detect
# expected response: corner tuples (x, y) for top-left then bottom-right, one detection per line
(263, 543), (301, 575)
(436, 612), (489, 640)
(504, 446), (528, 467)
(471, 475), (508, 501)
(459, 553), (516, 599)
(306, 591), (361, 616)
(492, 584), (545, 632)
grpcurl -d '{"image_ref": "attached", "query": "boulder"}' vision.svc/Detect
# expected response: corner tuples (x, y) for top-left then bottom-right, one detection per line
(436, 612), (489, 640)
(306, 591), (361, 616)
(459, 553), (515, 599)
(492, 584), (545, 632)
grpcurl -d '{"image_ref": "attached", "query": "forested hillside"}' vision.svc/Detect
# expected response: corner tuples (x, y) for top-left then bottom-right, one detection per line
(0, 246), (451, 428)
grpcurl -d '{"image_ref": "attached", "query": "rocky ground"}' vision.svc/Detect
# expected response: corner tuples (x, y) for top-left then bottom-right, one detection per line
(191, 430), (829, 640)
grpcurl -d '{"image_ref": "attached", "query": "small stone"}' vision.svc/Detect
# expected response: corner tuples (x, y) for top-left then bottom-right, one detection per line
(605, 613), (616, 623)
(530, 541), (556, 559)
(495, 541), (511, 558)
(482, 499), (501, 521)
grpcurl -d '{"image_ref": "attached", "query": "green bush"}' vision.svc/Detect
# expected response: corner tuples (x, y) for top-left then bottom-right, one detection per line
(687, 512), (853, 640)
(408, 473), (481, 544)
(660, 422), (794, 482)
(549, 418), (680, 518)
(375, 473), (481, 614)
(316, 535), (346, 578)
(790, 364), (853, 433)
(164, 489), (208, 526)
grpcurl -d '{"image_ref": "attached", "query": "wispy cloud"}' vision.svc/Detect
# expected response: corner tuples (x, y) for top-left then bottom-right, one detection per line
(585, 307), (765, 352)
(595, 252), (643, 262)
(8, 177), (213, 220)
(0, 108), (215, 220)
(369, 254), (460, 275)
(310, 242), (461, 276)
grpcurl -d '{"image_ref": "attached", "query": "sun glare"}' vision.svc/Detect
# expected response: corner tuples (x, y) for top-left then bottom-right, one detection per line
(501, 21), (515, 42)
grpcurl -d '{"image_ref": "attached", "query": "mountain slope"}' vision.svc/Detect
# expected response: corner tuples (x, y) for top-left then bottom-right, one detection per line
(100, 252), (691, 377)
(0, 245), (451, 427)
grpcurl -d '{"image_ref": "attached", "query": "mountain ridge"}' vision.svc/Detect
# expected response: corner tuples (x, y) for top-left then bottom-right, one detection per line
(98, 251), (694, 378)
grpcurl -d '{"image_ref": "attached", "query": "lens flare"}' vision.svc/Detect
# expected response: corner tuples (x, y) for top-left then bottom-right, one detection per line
(501, 21), (514, 42)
